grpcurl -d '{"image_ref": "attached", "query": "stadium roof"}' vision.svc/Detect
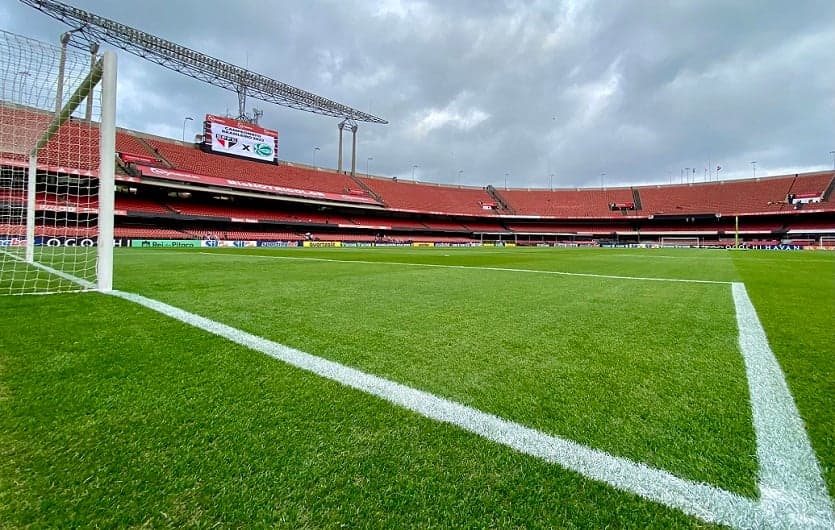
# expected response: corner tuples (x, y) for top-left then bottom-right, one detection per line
(20, 0), (388, 124)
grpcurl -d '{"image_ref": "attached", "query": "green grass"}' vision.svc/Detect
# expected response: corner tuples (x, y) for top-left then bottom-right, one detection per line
(1, 247), (833, 527)
(0, 247), (97, 294)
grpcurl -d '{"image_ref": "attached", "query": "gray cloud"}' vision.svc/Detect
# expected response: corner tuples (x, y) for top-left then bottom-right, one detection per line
(4, 0), (833, 187)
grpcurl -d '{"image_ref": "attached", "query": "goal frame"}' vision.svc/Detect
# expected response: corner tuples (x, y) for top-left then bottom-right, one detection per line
(7, 45), (117, 293)
(0, 31), (117, 294)
(659, 236), (701, 248)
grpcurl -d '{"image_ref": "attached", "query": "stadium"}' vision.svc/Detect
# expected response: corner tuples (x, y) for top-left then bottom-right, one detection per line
(1, 1), (834, 528)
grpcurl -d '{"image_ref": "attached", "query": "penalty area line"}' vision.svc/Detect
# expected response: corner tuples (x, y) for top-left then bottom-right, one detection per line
(731, 282), (835, 527)
(196, 251), (732, 285)
(108, 287), (767, 529)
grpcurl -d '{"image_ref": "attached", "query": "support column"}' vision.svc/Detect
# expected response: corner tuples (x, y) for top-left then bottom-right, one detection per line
(337, 121), (344, 173)
(55, 32), (71, 115)
(85, 42), (99, 121)
(350, 124), (358, 177)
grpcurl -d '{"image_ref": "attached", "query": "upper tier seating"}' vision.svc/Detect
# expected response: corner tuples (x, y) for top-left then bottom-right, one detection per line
(501, 188), (636, 217)
(116, 196), (170, 215)
(145, 138), (361, 195)
(358, 177), (496, 216)
(639, 177), (794, 214)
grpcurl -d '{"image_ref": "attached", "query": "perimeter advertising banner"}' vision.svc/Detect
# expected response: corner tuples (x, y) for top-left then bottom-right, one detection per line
(204, 114), (279, 163)
(130, 240), (202, 248)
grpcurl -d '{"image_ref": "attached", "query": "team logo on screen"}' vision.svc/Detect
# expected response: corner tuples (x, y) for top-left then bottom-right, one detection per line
(215, 134), (238, 149)
(254, 143), (273, 157)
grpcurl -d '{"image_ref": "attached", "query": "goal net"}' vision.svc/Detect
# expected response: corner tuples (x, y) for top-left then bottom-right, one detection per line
(0, 30), (115, 295)
(659, 236), (700, 248)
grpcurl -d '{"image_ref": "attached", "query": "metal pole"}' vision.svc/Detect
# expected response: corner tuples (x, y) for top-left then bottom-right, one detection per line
(25, 155), (37, 263)
(600, 172), (606, 188)
(313, 146), (320, 167)
(350, 124), (358, 177)
(182, 116), (193, 142)
(458, 169), (463, 186)
(55, 32), (71, 115)
(97, 52), (117, 292)
(751, 161), (757, 178)
(504, 172), (509, 190)
(85, 42), (99, 120)
(829, 150), (834, 170)
(337, 121), (344, 172)
(411, 164), (418, 181)
(366, 156), (373, 177)
(549, 173), (554, 191)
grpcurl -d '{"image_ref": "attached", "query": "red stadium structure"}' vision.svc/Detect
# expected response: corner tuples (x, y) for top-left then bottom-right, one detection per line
(2, 105), (834, 250)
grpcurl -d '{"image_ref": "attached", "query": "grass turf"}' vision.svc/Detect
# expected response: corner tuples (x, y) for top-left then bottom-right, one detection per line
(1, 247), (832, 527)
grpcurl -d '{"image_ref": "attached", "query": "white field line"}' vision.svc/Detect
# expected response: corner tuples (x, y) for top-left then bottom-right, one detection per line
(196, 251), (733, 285)
(731, 283), (835, 527)
(12, 253), (834, 527)
(0, 248), (94, 294)
(110, 287), (764, 528)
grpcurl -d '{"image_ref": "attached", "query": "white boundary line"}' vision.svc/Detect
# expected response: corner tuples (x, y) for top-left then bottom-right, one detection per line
(0, 247), (95, 294)
(10, 253), (834, 527)
(196, 251), (733, 285)
(732, 283), (835, 526)
(111, 287), (764, 528)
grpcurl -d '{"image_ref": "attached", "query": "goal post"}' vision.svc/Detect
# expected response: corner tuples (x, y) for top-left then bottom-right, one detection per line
(659, 236), (700, 248)
(0, 29), (116, 295)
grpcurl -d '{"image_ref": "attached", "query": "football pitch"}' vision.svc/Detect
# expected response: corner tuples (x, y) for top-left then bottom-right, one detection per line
(1, 247), (833, 528)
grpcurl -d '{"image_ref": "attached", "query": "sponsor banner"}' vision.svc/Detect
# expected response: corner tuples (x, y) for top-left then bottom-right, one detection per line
(504, 243), (517, 247)
(302, 241), (342, 248)
(736, 244), (805, 251)
(205, 114), (278, 162)
(216, 240), (257, 248)
(12, 203), (100, 214)
(374, 242), (411, 247)
(134, 164), (380, 205)
(411, 242), (434, 247)
(35, 236), (98, 247)
(0, 156), (140, 182)
(341, 242), (374, 247)
(0, 238), (27, 247)
(130, 239), (202, 248)
(256, 241), (298, 248)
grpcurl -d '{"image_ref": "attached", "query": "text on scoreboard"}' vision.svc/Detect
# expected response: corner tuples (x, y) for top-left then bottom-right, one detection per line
(204, 114), (279, 163)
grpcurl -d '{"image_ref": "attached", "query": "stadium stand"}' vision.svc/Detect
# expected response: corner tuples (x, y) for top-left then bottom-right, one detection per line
(143, 136), (364, 196)
(357, 177), (497, 215)
(639, 176), (795, 215)
(3, 104), (835, 246)
(499, 188), (638, 217)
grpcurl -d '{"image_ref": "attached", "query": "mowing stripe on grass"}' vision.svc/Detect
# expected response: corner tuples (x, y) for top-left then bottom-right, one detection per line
(10, 252), (834, 527)
(731, 282), (835, 526)
(0, 248), (95, 295)
(197, 252), (733, 284)
(109, 287), (766, 529)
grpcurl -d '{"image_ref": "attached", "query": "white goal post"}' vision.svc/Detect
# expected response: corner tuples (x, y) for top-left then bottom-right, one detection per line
(0, 30), (116, 295)
(659, 236), (700, 248)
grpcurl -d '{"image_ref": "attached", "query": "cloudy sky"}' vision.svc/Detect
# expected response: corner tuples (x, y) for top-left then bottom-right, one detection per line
(3, 0), (833, 188)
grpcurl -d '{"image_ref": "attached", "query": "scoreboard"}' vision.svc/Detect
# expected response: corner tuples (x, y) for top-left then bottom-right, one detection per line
(203, 114), (279, 163)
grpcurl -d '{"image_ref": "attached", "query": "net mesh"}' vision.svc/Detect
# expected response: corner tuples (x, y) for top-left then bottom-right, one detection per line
(0, 30), (102, 295)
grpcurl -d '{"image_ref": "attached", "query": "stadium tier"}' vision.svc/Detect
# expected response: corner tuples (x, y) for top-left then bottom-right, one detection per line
(357, 176), (498, 215)
(499, 188), (638, 217)
(3, 103), (835, 246)
(144, 137), (367, 197)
